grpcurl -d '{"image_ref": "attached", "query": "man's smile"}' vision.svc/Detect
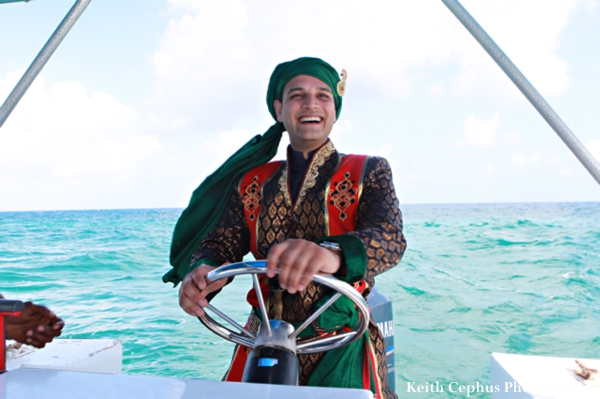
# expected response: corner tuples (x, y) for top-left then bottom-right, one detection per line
(299, 116), (323, 123)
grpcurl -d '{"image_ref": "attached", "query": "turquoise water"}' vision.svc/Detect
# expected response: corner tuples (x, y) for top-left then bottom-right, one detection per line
(1, 203), (599, 397)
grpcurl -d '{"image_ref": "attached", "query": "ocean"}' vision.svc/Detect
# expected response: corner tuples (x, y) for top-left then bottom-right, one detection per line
(1, 202), (599, 397)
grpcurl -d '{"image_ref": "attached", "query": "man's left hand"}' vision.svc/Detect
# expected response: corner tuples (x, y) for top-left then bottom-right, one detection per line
(266, 239), (341, 294)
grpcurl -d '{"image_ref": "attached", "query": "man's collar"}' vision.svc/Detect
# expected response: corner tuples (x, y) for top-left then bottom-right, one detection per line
(288, 147), (314, 169)
(286, 139), (336, 165)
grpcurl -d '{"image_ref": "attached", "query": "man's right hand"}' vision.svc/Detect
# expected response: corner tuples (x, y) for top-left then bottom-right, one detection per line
(178, 264), (229, 318)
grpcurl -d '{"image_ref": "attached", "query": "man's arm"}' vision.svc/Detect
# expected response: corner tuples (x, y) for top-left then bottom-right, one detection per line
(311, 156), (406, 284)
(1, 294), (64, 348)
(189, 185), (251, 270)
(179, 186), (250, 318)
(348, 156), (406, 282)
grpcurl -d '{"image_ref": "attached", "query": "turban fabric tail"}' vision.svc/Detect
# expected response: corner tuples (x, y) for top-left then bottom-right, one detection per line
(164, 122), (285, 284)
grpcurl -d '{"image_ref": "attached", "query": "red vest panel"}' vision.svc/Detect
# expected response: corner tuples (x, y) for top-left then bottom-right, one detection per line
(239, 155), (369, 257)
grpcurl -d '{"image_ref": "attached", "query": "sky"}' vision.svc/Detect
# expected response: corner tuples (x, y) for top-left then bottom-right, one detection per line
(0, 0), (599, 212)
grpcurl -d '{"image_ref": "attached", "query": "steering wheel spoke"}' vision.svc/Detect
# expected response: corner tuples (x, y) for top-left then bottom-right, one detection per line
(288, 292), (342, 340)
(204, 303), (256, 339)
(251, 273), (271, 336)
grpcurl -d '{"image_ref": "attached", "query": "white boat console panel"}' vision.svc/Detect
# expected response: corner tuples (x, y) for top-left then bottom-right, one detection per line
(0, 368), (374, 399)
(3, 338), (373, 399)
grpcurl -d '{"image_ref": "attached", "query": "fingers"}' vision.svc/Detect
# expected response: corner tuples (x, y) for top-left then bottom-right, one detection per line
(28, 334), (54, 348)
(25, 337), (46, 349)
(266, 239), (341, 294)
(266, 244), (285, 278)
(295, 254), (324, 293)
(178, 265), (227, 318)
(24, 321), (63, 349)
(277, 242), (314, 293)
(33, 320), (63, 338)
(179, 268), (208, 318)
(51, 319), (65, 332)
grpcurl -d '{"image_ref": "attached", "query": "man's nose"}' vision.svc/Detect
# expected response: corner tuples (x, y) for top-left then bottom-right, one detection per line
(302, 93), (319, 109)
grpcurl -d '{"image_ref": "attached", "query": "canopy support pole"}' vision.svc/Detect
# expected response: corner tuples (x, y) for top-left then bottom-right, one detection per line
(0, 0), (92, 128)
(442, 0), (600, 185)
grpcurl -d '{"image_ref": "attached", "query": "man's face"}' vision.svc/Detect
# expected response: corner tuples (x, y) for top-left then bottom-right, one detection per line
(273, 75), (337, 154)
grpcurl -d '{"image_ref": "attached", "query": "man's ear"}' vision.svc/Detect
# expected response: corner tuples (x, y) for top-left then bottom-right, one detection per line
(274, 99), (283, 123)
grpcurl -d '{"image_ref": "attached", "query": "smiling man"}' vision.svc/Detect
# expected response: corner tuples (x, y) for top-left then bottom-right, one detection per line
(164, 57), (406, 398)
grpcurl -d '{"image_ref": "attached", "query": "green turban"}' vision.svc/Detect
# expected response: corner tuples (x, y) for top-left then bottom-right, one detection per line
(164, 57), (344, 285)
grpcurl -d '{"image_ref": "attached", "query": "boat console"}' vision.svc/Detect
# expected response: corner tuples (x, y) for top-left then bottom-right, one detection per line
(0, 368), (374, 399)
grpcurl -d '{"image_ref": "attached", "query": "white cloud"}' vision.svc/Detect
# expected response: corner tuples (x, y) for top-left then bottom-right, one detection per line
(558, 165), (572, 176)
(461, 112), (500, 148)
(587, 139), (600, 162)
(401, 171), (439, 183)
(0, 71), (161, 181)
(364, 143), (394, 160)
(144, 0), (582, 137)
(143, 1), (459, 131)
(3, 0), (595, 209)
(330, 119), (353, 142)
(475, 163), (495, 183)
(428, 84), (445, 97)
(504, 130), (522, 146)
(193, 127), (289, 178)
(454, 0), (581, 99)
(585, 0), (598, 11)
(547, 155), (562, 164)
(153, 1), (252, 84)
(510, 152), (541, 166)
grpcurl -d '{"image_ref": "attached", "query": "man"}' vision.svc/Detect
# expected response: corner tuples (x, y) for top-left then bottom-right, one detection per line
(0, 294), (64, 348)
(164, 57), (406, 398)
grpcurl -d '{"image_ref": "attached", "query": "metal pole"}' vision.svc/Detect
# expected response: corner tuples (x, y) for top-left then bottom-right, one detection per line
(442, 0), (600, 185)
(0, 0), (92, 128)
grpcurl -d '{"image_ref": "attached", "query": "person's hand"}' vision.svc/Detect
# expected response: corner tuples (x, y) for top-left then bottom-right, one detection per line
(179, 263), (229, 318)
(5, 301), (64, 348)
(266, 239), (341, 294)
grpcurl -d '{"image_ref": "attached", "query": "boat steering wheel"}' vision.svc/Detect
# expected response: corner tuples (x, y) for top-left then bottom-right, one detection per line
(197, 260), (370, 354)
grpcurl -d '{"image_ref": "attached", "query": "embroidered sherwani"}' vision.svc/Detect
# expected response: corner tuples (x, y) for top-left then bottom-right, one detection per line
(191, 140), (406, 399)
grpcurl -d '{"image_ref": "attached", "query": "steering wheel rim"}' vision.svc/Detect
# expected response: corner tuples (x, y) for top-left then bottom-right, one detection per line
(197, 260), (370, 354)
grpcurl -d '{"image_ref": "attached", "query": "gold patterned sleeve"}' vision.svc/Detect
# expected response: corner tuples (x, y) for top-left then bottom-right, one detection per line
(347, 156), (406, 283)
(189, 183), (251, 268)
